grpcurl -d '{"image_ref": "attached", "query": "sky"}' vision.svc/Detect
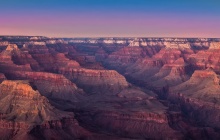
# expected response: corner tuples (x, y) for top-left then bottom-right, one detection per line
(0, 0), (220, 38)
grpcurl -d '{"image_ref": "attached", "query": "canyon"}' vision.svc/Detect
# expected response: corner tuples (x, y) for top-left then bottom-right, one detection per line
(0, 36), (220, 139)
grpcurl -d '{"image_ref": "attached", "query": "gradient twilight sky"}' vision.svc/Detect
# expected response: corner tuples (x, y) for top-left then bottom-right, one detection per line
(0, 0), (220, 37)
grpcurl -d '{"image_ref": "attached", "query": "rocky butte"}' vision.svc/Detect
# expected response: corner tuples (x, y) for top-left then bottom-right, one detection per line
(0, 36), (220, 139)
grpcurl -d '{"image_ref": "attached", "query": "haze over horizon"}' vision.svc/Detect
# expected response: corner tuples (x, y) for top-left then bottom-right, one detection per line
(1, 0), (220, 38)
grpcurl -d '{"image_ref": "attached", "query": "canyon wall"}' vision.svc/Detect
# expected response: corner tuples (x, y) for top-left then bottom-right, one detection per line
(0, 36), (220, 139)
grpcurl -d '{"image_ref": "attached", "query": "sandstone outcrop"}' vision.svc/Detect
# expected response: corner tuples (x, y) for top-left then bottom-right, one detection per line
(0, 80), (73, 124)
(1, 37), (220, 139)
(0, 44), (32, 73)
(209, 42), (220, 49)
(74, 92), (183, 139)
(187, 49), (220, 73)
(59, 68), (129, 94)
(169, 70), (220, 129)
(0, 80), (95, 140)
(5, 71), (83, 101)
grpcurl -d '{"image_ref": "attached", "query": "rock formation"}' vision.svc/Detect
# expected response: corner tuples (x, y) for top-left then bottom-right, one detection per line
(0, 80), (73, 123)
(0, 36), (220, 139)
(5, 71), (83, 101)
(59, 68), (129, 94)
(169, 69), (220, 129)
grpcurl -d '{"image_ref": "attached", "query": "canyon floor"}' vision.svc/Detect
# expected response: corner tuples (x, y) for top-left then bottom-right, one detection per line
(0, 36), (220, 139)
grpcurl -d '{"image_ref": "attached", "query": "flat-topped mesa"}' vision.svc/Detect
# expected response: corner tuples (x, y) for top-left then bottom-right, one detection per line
(111, 38), (127, 44)
(102, 39), (127, 44)
(9, 71), (76, 84)
(163, 38), (188, 42)
(69, 39), (87, 43)
(128, 39), (164, 47)
(191, 41), (209, 48)
(69, 38), (129, 44)
(67, 38), (220, 49)
(117, 88), (154, 100)
(209, 42), (220, 49)
(71, 69), (128, 79)
(164, 42), (191, 49)
(46, 39), (68, 44)
(128, 39), (140, 47)
(29, 36), (40, 40)
(6, 71), (82, 101)
(126, 38), (220, 49)
(24, 41), (46, 47)
(29, 36), (48, 41)
(59, 68), (129, 94)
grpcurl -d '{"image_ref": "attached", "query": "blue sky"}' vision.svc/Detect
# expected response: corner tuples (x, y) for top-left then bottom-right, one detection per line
(0, 0), (220, 37)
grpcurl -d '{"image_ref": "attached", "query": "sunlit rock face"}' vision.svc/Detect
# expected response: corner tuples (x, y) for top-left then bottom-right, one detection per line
(0, 36), (220, 139)
(0, 44), (32, 73)
(210, 42), (220, 49)
(5, 71), (83, 101)
(169, 69), (220, 129)
(59, 68), (129, 94)
(0, 80), (94, 140)
(186, 48), (220, 73)
(0, 80), (72, 124)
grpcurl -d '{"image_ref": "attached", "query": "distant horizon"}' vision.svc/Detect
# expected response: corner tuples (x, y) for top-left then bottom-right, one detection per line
(1, 35), (220, 39)
(1, 0), (220, 38)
